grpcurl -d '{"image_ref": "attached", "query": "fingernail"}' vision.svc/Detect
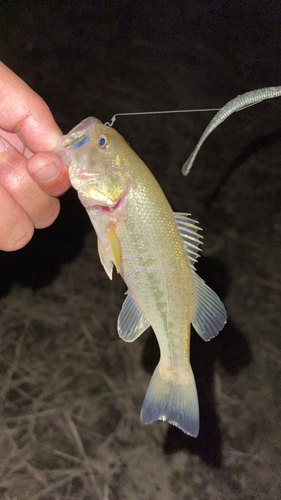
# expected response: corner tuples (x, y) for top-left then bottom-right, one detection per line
(0, 137), (8, 153)
(34, 162), (60, 183)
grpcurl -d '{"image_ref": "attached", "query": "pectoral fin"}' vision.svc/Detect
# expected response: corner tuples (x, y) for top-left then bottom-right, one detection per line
(107, 225), (121, 273)
(98, 239), (113, 280)
(118, 291), (150, 342)
(192, 271), (227, 341)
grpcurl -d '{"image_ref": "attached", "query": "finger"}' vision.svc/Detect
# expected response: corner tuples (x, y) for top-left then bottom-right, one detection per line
(0, 128), (26, 154)
(27, 152), (71, 197)
(0, 127), (40, 159)
(0, 183), (34, 251)
(0, 61), (62, 152)
(0, 136), (60, 229)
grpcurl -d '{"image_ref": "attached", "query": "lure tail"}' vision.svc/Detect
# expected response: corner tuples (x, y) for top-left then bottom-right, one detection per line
(182, 85), (281, 176)
(140, 362), (199, 437)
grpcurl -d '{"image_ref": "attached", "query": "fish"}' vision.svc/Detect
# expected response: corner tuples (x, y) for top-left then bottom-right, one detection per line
(54, 117), (227, 437)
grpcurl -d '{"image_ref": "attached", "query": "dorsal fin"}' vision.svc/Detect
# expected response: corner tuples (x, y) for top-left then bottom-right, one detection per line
(174, 213), (203, 269)
(175, 212), (227, 340)
(191, 272), (227, 341)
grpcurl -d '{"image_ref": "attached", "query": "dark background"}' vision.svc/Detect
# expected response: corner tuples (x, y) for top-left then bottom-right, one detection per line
(0, 0), (281, 290)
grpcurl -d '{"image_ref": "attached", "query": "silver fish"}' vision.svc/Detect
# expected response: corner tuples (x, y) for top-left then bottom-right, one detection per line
(55, 117), (227, 437)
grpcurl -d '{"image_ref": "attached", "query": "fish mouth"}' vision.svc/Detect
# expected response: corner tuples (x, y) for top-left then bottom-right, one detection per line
(78, 192), (125, 213)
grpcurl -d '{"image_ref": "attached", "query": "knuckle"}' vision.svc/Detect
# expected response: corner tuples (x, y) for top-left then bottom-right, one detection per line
(0, 153), (27, 192)
(0, 223), (34, 251)
(34, 198), (60, 229)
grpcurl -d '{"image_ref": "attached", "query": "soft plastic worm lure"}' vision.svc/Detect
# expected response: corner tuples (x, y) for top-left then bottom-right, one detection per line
(182, 86), (281, 176)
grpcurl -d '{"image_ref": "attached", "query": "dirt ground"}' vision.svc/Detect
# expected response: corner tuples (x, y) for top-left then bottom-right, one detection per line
(0, 2), (281, 499)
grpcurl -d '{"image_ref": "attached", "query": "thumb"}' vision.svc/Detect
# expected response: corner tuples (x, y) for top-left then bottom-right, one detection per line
(27, 152), (71, 197)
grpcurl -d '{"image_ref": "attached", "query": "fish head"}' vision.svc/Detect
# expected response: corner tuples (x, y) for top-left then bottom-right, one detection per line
(54, 117), (132, 211)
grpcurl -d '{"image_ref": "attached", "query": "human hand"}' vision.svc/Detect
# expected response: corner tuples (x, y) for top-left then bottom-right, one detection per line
(0, 61), (70, 251)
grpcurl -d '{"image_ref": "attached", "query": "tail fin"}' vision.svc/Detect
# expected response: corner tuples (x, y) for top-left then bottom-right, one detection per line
(140, 363), (199, 437)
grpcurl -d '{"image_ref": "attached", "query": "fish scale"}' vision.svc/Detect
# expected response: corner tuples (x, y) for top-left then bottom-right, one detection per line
(118, 173), (193, 363)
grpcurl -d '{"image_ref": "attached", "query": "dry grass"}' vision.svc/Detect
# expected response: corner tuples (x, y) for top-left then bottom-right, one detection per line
(0, 237), (152, 499)
(0, 225), (281, 499)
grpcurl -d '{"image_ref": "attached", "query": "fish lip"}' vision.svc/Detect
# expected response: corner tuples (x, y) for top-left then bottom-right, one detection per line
(78, 191), (126, 213)
(53, 117), (102, 164)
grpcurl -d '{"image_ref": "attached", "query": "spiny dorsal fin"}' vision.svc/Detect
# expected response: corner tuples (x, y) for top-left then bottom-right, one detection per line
(174, 213), (227, 340)
(174, 212), (203, 269)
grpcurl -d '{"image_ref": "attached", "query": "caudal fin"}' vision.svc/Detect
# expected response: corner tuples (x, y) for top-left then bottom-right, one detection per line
(140, 363), (199, 437)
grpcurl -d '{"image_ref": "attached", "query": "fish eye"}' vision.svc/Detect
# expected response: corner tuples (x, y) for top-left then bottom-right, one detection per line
(97, 134), (111, 148)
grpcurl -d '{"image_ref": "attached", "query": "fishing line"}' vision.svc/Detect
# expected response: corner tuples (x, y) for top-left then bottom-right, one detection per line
(104, 102), (264, 127)
(182, 86), (281, 175)
(104, 108), (221, 127)
(104, 85), (281, 177)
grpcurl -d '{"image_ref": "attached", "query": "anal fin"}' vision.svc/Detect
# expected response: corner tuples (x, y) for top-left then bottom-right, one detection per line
(118, 291), (150, 342)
